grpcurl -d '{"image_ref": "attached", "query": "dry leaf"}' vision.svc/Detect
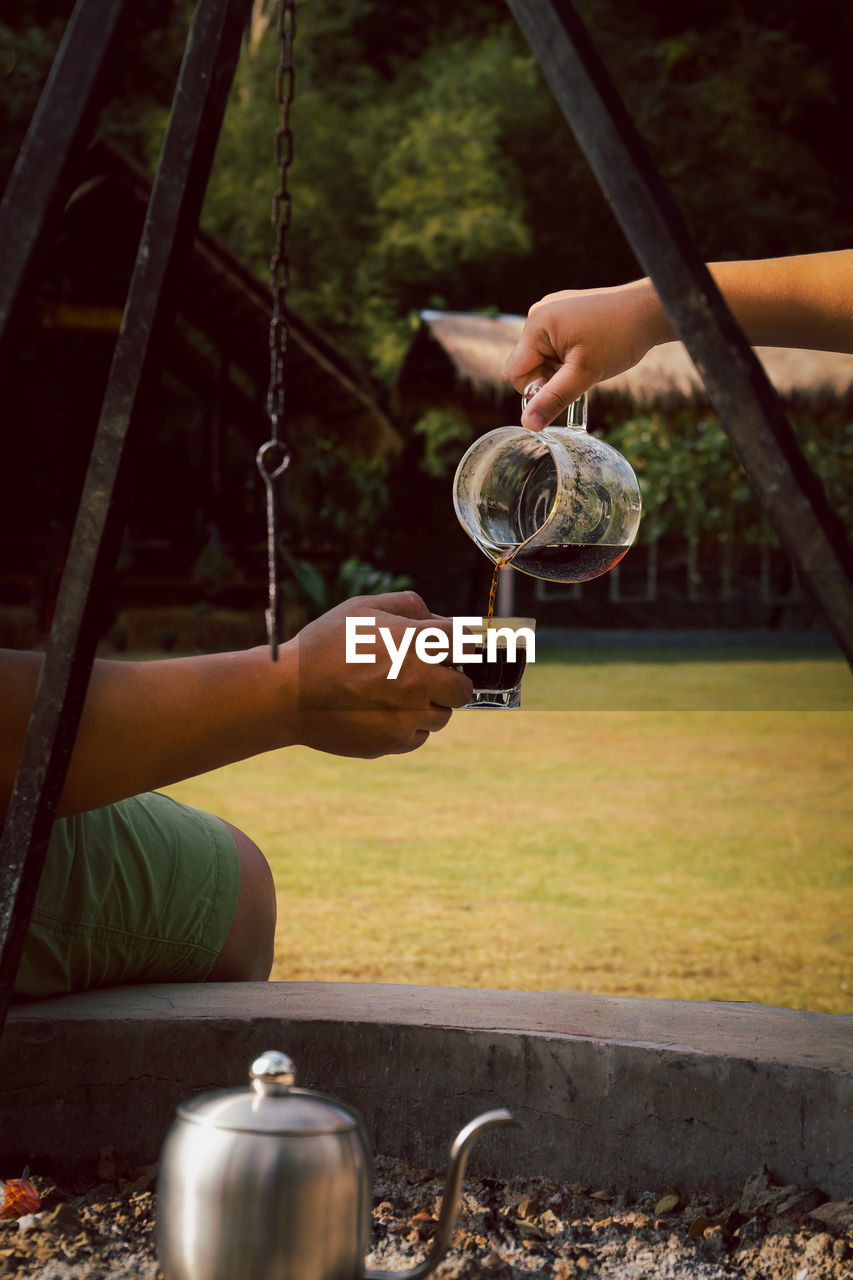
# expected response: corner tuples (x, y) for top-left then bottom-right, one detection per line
(773, 1188), (825, 1219)
(688, 1215), (716, 1238)
(734, 1167), (799, 1216)
(517, 1220), (547, 1241)
(655, 1192), (680, 1215)
(808, 1200), (853, 1232)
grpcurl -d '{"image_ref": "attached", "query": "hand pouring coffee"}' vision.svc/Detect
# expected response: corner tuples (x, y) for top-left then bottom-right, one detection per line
(157, 1050), (516, 1280)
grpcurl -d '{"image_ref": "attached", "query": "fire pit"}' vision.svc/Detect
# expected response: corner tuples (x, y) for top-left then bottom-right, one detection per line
(1, 982), (850, 1279)
(2, 1159), (851, 1279)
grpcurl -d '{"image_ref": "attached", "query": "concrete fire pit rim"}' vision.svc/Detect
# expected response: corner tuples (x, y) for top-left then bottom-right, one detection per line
(7, 980), (851, 1075)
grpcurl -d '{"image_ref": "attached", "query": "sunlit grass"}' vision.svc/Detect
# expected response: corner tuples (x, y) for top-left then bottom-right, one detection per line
(525, 640), (852, 710)
(164, 646), (852, 1013)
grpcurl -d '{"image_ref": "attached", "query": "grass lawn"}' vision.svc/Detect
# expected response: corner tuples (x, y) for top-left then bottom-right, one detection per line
(164, 641), (853, 1014)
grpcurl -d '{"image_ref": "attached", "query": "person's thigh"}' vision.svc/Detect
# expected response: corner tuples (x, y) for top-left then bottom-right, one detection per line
(206, 820), (276, 982)
(14, 792), (242, 1000)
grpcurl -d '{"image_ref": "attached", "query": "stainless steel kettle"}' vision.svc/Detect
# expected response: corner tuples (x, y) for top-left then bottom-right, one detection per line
(156, 1049), (515, 1280)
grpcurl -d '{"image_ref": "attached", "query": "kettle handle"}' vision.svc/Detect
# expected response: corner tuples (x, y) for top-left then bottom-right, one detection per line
(363, 1109), (517, 1280)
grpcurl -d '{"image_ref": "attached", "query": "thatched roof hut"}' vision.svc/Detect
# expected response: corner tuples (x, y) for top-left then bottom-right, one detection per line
(394, 309), (853, 420)
(598, 338), (853, 411)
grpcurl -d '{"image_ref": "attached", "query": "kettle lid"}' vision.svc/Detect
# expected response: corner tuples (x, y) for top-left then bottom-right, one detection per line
(177, 1051), (360, 1135)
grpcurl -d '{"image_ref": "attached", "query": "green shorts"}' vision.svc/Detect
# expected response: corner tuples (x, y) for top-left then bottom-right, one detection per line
(14, 792), (241, 1001)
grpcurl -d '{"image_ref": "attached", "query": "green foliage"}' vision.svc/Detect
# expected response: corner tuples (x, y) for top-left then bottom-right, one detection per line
(7, 0), (851, 372)
(621, 19), (839, 259)
(606, 408), (852, 550)
(413, 407), (475, 479)
(279, 439), (390, 551)
(276, 544), (329, 612)
(800, 412), (853, 530)
(366, 34), (532, 290)
(195, 0), (853, 383)
(278, 543), (412, 616)
(332, 556), (413, 604)
(197, 16), (284, 272)
(272, 439), (406, 611)
(203, 17), (536, 377)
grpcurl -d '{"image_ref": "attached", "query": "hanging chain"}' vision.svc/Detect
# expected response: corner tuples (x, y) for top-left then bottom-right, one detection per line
(256, 0), (296, 661)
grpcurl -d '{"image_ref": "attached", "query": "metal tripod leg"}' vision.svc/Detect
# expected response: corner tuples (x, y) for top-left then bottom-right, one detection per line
(0, 0), (253, 1031)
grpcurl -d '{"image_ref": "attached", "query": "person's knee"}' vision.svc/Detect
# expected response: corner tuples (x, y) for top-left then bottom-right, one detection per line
(207, 822), (277, 982)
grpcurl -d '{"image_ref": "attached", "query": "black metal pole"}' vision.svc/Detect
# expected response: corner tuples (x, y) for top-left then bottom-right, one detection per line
(506, 0), (853, 663)
(0, 0), (253, 1031)
(0, 0), (133, 349)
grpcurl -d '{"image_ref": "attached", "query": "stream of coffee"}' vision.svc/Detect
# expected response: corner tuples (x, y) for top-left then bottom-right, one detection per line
(486, 553), (513, 619)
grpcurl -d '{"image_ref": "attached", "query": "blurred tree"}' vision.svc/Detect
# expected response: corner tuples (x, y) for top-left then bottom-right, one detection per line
(601, 7), (843, 261)
(199, 0), (852, 378)
(6, 0), (847, 376)
(0, 2), (194, 187)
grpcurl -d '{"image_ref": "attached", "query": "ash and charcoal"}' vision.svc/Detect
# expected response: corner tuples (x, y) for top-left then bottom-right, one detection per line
(2, 1159), (850, 1280)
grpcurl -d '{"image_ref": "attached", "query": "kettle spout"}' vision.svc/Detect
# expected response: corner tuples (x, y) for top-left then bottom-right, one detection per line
(363, 1109), (516, 1280)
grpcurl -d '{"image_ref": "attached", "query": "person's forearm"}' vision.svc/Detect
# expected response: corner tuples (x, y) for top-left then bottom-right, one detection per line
(0, 647), (299, 820)
(629, 253), (853, 352)
(507, 249), (853, 429)
(0, 593), (473, 820)
(703, 252), (853, 353)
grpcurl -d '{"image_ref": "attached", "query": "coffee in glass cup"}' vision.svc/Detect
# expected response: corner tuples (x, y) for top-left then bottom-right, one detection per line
(454, 617), (535, 709)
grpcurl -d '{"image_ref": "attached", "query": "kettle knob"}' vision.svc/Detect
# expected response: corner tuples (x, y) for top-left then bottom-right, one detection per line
(250, 1050), (296, 1096)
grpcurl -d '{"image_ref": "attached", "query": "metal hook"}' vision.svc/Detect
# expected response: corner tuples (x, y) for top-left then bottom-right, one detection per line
(256, 438), (291, 661)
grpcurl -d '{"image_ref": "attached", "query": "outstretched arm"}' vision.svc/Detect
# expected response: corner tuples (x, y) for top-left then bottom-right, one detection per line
(505, 250), (853, 429)
(0, 592), (473, 820)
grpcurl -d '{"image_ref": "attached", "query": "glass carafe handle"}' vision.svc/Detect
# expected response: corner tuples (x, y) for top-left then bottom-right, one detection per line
(521, 380), (587, 429)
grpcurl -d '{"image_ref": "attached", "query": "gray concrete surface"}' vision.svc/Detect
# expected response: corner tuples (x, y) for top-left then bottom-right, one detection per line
(1, 983), (851, 1196)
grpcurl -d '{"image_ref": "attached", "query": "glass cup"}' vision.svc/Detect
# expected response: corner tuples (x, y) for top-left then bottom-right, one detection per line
(454, 617), (536, 709)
